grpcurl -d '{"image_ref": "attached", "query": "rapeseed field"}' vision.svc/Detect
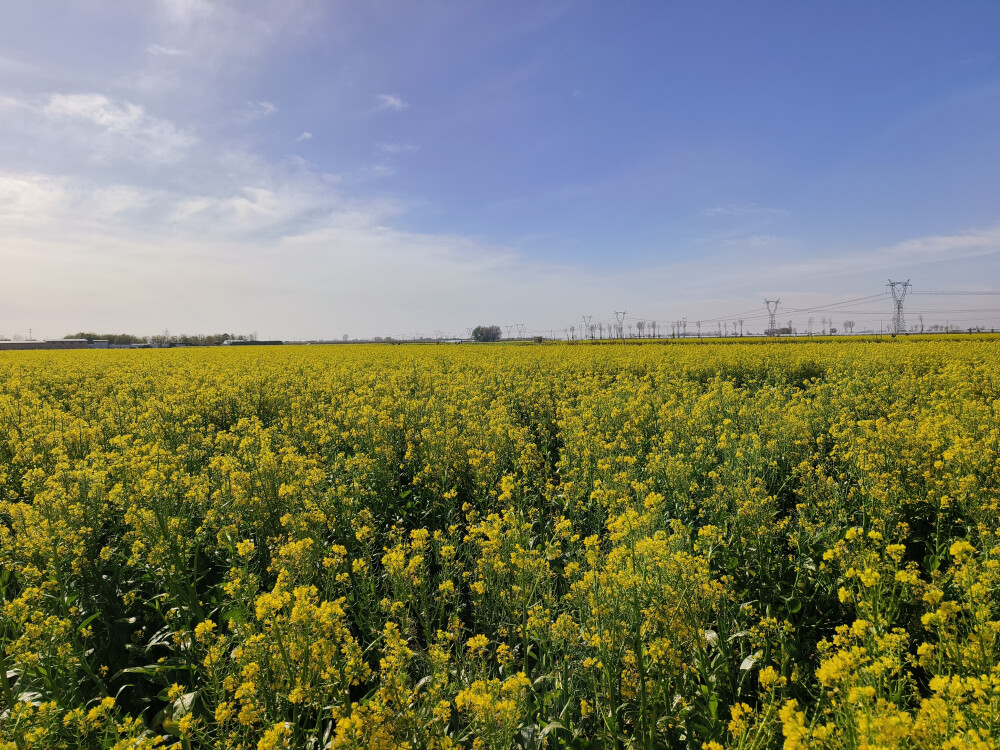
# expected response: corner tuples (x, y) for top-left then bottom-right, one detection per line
(1, 339), (999, 749)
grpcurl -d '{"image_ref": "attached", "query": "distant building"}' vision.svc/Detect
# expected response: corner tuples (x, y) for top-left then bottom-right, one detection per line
(0, 340), (90, 351)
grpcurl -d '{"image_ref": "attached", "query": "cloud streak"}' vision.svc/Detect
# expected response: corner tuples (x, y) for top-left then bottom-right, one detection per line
(698, 203), (788, 220)
(375, 141), (418, 156)
(147, 43), (186, 56)
(40, 93), (196, 164)
(246, 100), (277, 117)
(373, 93), (408, 112)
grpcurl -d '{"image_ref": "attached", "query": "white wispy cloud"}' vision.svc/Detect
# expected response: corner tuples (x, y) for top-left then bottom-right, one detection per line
(245, 100), (277, 118)
(881, 224), (1000, 263)
(762, 223), (1000, 283)
(156, 0), (213, 24)
(0, 172), (67, 226)
(147, 43), (186, 56)
(375, 141), (418, 155)
(296, 131), (313, 142)
(698, 202), (788, 219)
(374, 93), (408, 112)
(41, 92), (196, 164)
(722, 234), (786, 249)
(2, 164), (998, 339)
(958, 52), (993, 67)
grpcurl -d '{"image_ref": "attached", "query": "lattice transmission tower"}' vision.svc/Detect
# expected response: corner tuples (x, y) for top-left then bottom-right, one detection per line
(887, 279), (911, 336)
(614, 310), (627, 339)
(764, 299), (781, 337)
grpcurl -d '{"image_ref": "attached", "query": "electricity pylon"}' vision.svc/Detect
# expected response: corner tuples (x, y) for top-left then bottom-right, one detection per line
(614, 310), (627, 339)
(764, 299), (781, 337)
(887, 279), (911, 336)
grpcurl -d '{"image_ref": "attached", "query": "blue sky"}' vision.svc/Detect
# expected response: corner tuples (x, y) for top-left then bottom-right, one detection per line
(1, 1), (999, 339)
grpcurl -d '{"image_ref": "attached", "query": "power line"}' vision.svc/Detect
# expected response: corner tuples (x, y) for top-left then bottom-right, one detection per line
(914, 290), (1000, 296)
(547, 286), (999, 341)
(633, 293), (892, 330)
(781, 292), (891, 315)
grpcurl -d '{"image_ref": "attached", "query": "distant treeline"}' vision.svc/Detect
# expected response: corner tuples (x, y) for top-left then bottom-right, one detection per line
(64, 332), (258, 346)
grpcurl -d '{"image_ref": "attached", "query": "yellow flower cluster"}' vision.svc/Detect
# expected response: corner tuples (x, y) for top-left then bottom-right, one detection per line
(1, 337), (999, 748)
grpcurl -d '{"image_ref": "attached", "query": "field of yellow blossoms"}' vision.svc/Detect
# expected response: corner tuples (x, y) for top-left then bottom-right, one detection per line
(2, 338), (999, 749)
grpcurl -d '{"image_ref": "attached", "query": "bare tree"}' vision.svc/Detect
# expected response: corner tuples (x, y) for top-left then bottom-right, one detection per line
(569, 325), (576, 341)
(808, 317), (815, 335)
(738, 318), (744, 337)
(598, 322), (604, 339)
(843, 320), (855, 334)
(636, 320), (645, 338)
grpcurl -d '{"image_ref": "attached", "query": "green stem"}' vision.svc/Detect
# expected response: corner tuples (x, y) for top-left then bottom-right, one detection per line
(0, 643), (26, 750)
(0, 643), (15, 707)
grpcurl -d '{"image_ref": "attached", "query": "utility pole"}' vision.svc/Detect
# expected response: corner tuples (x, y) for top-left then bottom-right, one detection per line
(887, 279), (911, 336)
(582, 315), (592, 340)
(764, 299), (780, 337)
(515, 323), (525, 339)
(696, 320), (702, 342)
(614, 310), (627, 340)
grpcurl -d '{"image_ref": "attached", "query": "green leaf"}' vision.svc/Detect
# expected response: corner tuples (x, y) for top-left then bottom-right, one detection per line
(222, 605), (248, 625)
(539, 720), (568, 739)
(77, 612), (100, 633)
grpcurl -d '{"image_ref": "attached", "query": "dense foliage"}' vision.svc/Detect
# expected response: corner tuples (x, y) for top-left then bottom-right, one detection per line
(471, 326), (503, 343)
(1, 339), (999, 749)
